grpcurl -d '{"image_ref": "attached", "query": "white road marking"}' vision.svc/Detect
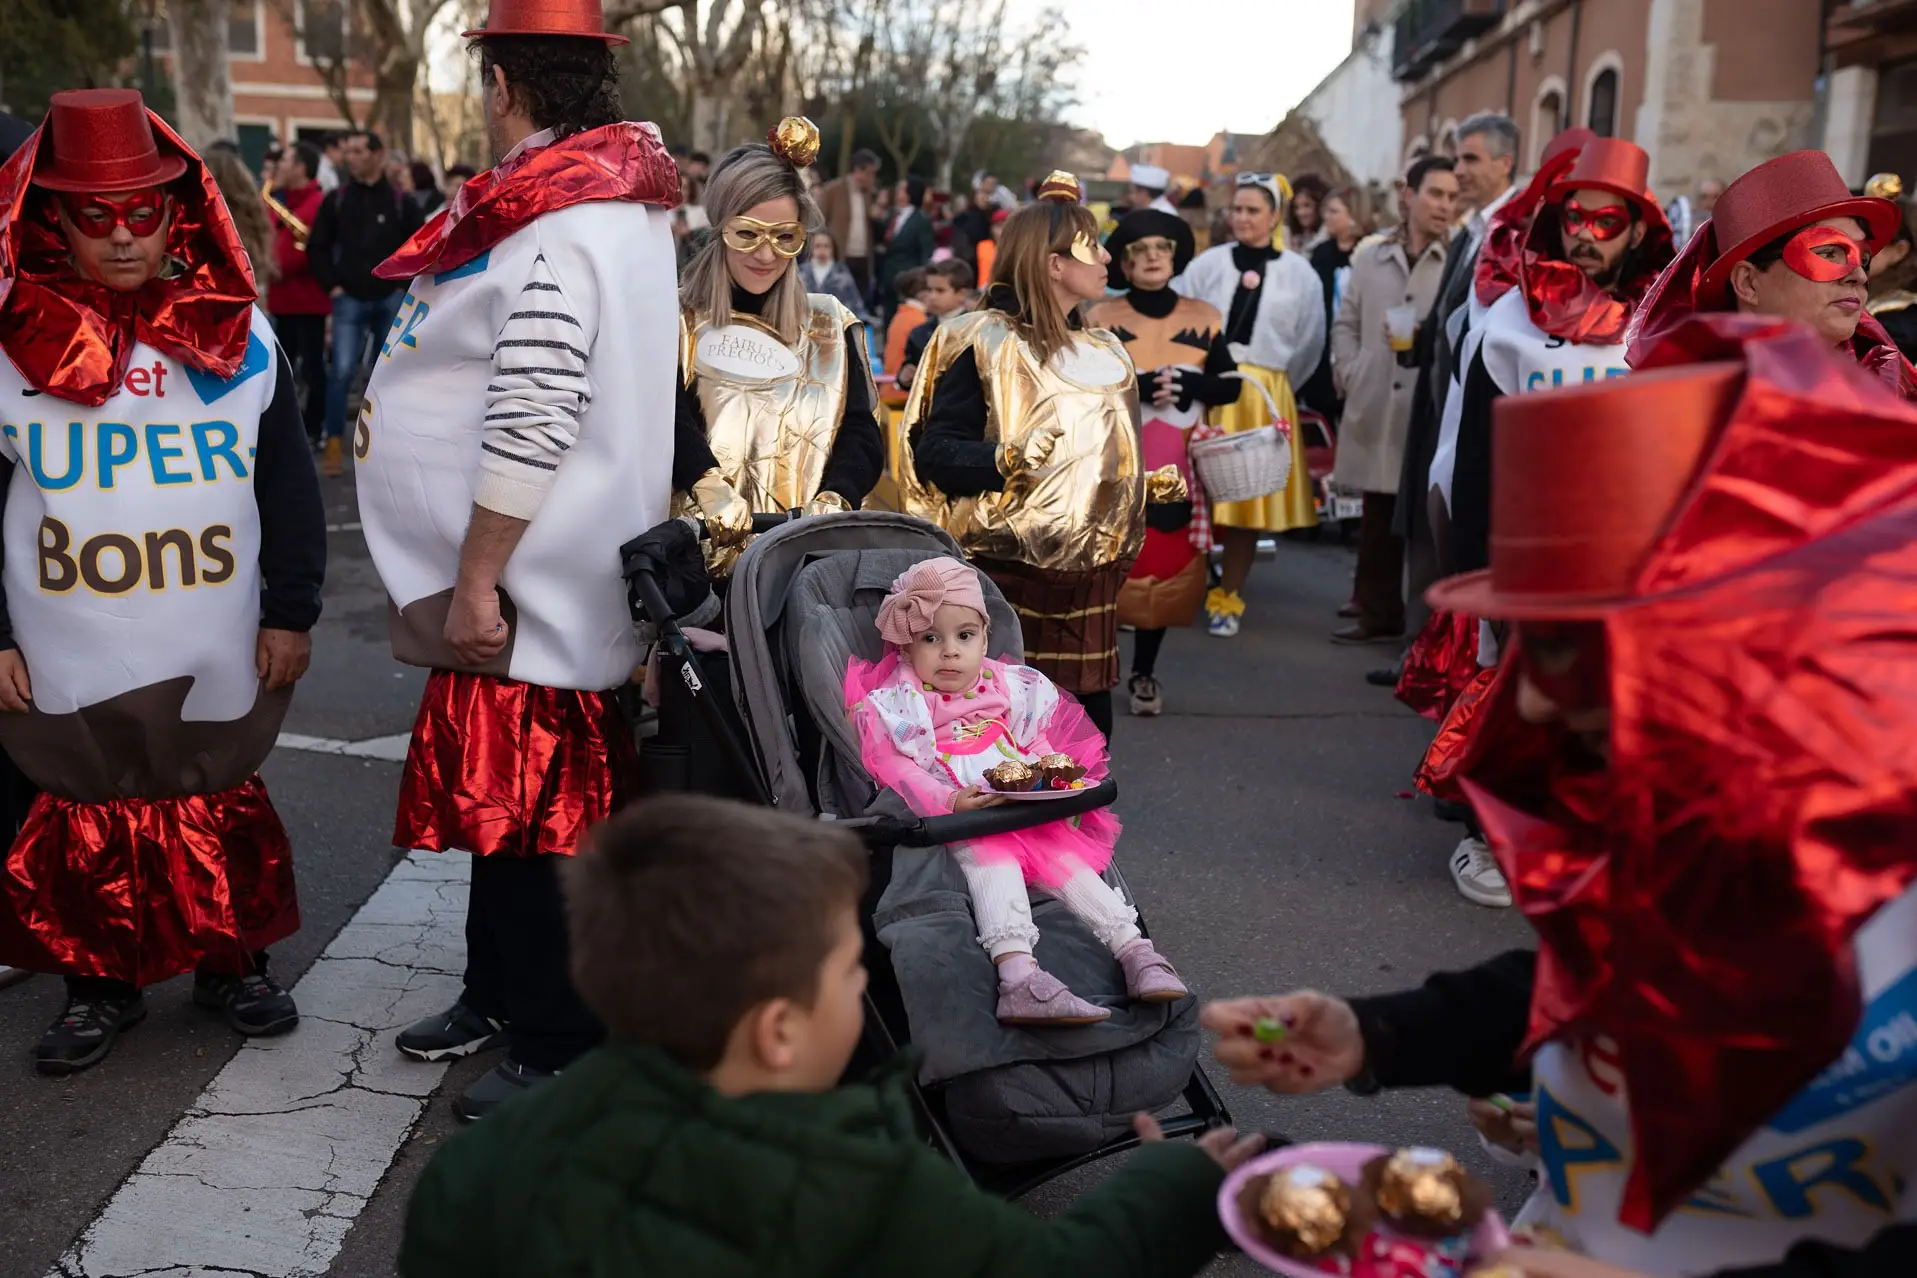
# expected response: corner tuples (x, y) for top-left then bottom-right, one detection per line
(276, 731), (414, 763)
(325, 521), (363, 533)
(51, 850), (469, 1278)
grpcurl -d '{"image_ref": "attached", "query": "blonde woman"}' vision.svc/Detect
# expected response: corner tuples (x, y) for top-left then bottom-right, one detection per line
(897, 172), (1144, 737)
(1174, 173), (1326, 637)
(671, 117), (883, 567)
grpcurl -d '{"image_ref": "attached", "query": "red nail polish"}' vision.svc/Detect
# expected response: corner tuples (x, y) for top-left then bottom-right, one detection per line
(1236, 1022), (1254, 1037)
(1258, 1047), (1276, 1061)
(1298, 1063), (1315, 1078)
(1278, 1052), (1294, 1065)
(1281, 1013), (1298, 1028)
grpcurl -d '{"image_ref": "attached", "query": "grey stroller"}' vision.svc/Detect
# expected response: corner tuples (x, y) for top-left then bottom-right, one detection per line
(624, 509), (1229, 1196)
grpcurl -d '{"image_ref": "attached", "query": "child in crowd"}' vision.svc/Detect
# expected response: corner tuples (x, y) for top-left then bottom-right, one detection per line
(399, 793), (1259, 1278)
(881, 265), (930, 410)
(898, 258), (976, 391)
(848, 558), (1188, 1025)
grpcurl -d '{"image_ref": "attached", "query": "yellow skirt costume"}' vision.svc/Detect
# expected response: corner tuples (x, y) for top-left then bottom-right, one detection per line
(1206, 364), (1316, 533)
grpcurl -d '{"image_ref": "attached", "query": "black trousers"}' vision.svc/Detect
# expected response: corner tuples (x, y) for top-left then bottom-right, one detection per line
(69, 949), (270, 1001)
(846, 254), (872, 298)
(462, 853), (602, 1072)
(271, 312), (328, 443)
(1355, 490), (1406, 634)
(1081, 689), (1114, 740)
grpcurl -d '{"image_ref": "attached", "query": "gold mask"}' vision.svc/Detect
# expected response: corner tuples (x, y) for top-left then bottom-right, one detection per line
(723, 217), (807, 257)
(1068, 230), (1103, 266)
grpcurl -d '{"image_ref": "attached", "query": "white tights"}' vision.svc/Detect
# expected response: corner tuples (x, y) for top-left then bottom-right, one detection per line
(952, 844), (1141, 959)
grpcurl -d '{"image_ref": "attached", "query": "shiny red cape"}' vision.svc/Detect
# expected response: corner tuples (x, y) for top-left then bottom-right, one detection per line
(376, 122), (679, 282)
(1512, 198), (1674, 343)
(0, 110), (255, 406)
(1395, 609), (1480, 723)
(1460, 316), (1917, 1230)
(1626, 221), (1917, 398)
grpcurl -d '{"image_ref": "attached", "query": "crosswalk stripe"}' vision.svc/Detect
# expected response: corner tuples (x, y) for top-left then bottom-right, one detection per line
(51, 850), (469, 1278)
(276, 731), (414, 763)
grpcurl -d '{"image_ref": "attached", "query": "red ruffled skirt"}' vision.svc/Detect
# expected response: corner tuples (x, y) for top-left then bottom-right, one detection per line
(1395, 609), (1482, 723)
(0, 775), (299, 985)
(395, 670), (640, 858)
(1415, 664), (1502, 802)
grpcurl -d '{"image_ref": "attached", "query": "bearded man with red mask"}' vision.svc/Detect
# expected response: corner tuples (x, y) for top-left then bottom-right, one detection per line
(1200, 316), (1917, 1277)
(0, 90), (325, 1074)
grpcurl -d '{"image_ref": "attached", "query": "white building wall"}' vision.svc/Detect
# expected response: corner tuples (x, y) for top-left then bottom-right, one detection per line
(1296, 25), (1406, 188)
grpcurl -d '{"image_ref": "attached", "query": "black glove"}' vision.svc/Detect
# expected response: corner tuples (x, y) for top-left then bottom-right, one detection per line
(1145, 499), (1194, 533)
(620, 517), (714, 625)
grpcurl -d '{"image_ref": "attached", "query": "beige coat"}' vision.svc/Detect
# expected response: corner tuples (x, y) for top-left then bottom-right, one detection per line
(817, 174), (873, 263)
(1330, 229), (1448, 493)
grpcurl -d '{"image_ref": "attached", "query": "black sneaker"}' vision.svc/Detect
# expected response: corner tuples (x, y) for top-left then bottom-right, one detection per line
(194, 970), (299, 1036)
(453, 1058), (555, 1123)
(396, 1002), (507, 1063)
(36, 991), (147, 1075)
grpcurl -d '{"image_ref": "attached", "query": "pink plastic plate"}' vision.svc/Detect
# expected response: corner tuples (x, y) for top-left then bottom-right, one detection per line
(990, 787), (1092, 801)
(1217, 1141), (1511, 1276)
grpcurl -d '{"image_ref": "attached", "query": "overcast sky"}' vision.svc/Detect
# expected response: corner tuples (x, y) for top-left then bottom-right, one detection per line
(1057, 0), (1358, 149)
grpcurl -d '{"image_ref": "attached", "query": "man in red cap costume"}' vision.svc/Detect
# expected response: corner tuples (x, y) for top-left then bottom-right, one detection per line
(0, 90), (325, 1073)
(356, 0), (680, 1118)
(1628, 149), (1915, 397)
(1202, 314), (1917, 1276)
(1407, 139), (1676, 911)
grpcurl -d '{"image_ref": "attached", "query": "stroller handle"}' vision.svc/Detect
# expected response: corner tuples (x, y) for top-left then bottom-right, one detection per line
(845, 778), (1119, 849)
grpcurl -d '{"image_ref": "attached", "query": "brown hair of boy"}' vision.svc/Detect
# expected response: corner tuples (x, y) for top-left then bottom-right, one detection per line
(894, 266), (931, 303)
(564, 795), (869, 1070)
(927, 258), (976, 291)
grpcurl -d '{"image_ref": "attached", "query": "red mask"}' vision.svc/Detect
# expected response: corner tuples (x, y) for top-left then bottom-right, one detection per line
(1782, 224), (1869, 282)
(58, 190), (168, 240)
(1560, 198), (1631, 241)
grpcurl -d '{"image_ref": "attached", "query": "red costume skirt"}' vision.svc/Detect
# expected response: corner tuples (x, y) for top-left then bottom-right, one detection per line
(1395, 609), (1482, 723)
(0, 775), (299, 985)
(395, 670), (640, 858)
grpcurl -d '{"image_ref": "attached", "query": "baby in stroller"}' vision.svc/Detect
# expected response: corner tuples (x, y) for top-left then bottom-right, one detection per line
(847, 557), (1189, 1026)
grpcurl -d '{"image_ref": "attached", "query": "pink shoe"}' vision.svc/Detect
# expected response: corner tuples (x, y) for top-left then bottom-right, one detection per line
(996, 968), (1112, 1025)
(1118, 939), (1189, 1002)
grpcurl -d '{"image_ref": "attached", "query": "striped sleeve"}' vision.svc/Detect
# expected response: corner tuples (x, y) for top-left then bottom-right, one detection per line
(475, 251), (592, 520)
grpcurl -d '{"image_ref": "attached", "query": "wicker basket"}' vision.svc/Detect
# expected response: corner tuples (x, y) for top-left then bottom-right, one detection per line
(1189, 375), (1292, 504)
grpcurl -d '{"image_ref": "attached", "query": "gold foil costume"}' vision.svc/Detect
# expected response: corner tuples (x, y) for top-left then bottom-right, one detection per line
(677, 293), (876, 517)
(895, 310), (1144, 574)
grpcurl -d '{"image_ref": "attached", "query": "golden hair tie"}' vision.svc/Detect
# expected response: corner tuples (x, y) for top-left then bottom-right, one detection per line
(1036, 170), (1083, 204)
(768, 116), (821, 170)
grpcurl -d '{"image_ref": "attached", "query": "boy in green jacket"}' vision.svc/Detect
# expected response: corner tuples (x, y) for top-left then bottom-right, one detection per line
(400, 794), (1261, 1277)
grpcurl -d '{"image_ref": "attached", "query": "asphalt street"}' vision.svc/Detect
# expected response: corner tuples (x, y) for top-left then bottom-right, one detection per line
(0, 472), (1536, 1277)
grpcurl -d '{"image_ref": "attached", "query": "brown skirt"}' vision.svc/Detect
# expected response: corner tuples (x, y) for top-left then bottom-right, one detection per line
(976, 557), (1128, 694)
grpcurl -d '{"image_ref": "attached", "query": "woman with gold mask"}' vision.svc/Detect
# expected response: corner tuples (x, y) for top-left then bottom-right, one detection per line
(897, 173), (1144, 738)
(672, 117), (884, 568)
(1174, 172), (1326, 638)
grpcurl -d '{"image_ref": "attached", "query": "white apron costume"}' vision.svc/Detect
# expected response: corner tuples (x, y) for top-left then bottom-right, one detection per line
(1528, 883), (1917, 1274)
(357, 201), (677, 692)
(1174, 244), (1323, 387)
(0, 309), (286, 796)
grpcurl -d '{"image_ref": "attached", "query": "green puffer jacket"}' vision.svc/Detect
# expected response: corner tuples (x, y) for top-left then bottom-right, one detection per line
(401, 1044), (1232, 1278)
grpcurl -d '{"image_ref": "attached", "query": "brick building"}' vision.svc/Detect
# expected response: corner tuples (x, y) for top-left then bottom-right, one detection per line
(145, 0), (373, 176)
(1825, 0), (1917, 186)
(1390, 0), (1824, 202)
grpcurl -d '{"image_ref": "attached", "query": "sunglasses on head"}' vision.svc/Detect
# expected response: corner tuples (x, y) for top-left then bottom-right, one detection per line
(59, 190), (168, 239)
(721, 216), (806, 258)
(1560, 198), (1633, 241)
(1781, 224), (1871, 282)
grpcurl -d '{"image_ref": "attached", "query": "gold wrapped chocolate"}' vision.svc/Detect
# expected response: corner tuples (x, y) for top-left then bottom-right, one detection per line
(1031, 752), (1087, 789)
(983, 761), (1035, 791)
(768, 115), (820, 169)
(1258, 1163), (1351, 1255)
(1370, 1146), (1483, 1236)
(1146, 464), (1189, 504)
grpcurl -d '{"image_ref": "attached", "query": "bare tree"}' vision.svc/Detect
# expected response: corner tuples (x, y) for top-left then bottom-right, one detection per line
(271, 0), (460, 150)
(612, 0), (767, 153)
(165, 0), (234, 149)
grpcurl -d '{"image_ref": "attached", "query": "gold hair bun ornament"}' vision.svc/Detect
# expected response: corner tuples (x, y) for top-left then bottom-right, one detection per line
(1037, 170), (1083, 204)
(1867, 172), (1904, 200)
(769, 116), (821, 169)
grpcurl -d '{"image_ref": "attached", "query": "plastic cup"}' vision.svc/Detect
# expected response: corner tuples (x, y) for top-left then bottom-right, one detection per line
(1386, 304), (1417, 352)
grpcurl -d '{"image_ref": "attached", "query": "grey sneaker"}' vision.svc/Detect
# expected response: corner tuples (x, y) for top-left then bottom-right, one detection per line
(453, 1058), (555, 1122)
(1128, 673), (1163, 717)
(396, 1002), (507, 1063)
(36, 992), (147, 1076)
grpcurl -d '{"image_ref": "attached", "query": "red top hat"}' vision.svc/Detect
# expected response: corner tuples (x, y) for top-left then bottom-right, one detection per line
(30, 89), (188, 194)
(1545, 136), (1654, 210)
(1425, 363), (1744, 619)
(463, 0), (629, 43)
(1693, 150), (1898, 307)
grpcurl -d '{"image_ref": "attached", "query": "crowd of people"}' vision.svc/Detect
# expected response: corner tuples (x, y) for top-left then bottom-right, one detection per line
(0, 0), (1912, 1272)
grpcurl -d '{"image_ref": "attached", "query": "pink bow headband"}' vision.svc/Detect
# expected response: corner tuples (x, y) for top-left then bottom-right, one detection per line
(875, 556), (987, 646)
